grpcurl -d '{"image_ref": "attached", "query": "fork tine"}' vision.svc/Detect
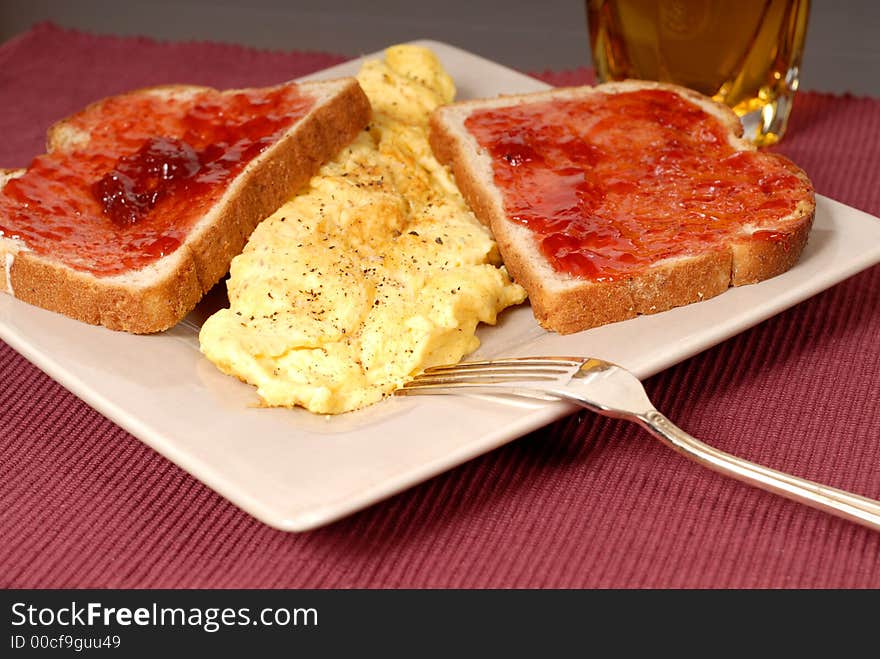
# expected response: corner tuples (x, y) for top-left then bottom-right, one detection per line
(423, 356), (583, 374)
(394, 380), (563, 401)
(404, 371), (561, 387)
(407, 356), (583, 388)
(420, 365), (572, 378)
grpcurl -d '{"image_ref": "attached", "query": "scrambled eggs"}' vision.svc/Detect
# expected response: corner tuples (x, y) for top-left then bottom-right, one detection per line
(199, 45), (526, 414)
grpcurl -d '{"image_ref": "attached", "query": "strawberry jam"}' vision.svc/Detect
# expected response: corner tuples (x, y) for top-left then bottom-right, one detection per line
(0, 85), (315, 276)
(464, 89), (811, 281)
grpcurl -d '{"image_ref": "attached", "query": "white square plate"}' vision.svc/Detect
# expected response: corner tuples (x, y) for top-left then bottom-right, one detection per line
(3, 41), (880, 531)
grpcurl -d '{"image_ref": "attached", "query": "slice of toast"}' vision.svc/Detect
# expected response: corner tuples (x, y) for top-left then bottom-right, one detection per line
(0, 77), (370, 333)
(429, 81), (815, 334)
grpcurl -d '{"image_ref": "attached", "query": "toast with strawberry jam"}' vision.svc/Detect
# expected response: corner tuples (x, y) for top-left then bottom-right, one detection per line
(0, 77), (370, 333)
(429, 81), (815, 334)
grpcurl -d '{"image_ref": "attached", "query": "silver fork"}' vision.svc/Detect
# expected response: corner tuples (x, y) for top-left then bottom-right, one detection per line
(395, 356), (880, 533)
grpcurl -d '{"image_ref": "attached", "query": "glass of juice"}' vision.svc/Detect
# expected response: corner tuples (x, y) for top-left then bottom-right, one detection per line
(587, 0), (811, 146)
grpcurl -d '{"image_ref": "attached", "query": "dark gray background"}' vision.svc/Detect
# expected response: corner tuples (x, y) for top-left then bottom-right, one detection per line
(1, 0), (877, 94)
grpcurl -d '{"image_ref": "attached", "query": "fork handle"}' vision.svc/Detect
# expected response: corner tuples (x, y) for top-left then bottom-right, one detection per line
(638, 410), (880, 532)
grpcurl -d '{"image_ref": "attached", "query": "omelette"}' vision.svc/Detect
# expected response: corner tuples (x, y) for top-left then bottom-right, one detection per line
(199, 45), (526, 414)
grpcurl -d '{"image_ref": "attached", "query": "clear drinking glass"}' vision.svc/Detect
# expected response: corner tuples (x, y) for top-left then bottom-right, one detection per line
(587, 0), (811, 146)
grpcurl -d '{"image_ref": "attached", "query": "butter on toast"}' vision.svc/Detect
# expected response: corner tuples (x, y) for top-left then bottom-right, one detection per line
(0, 77), (370, 333)
(429, 81), (815, 334)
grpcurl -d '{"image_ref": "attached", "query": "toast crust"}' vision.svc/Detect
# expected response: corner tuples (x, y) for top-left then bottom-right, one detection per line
(430, 80), (815, 334)
(0, 78), (371, 333)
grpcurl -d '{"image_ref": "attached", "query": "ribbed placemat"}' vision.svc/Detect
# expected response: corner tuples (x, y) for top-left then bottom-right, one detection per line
(1, 23), (878, 588)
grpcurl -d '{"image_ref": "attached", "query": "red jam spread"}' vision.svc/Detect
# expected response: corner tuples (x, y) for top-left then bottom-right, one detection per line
(0, 85), (315, 276)
(464, 89), (811, 281)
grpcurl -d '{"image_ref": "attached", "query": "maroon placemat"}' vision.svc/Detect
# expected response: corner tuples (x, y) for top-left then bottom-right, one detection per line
(1, 23), (878, 588)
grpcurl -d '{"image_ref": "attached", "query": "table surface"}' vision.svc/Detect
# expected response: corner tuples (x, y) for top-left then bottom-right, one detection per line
(0, 21), (878, 589)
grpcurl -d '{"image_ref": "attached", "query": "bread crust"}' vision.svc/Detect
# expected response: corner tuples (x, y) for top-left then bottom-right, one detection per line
(0, 78), (371, 333)
(430, 80), (815, 334)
